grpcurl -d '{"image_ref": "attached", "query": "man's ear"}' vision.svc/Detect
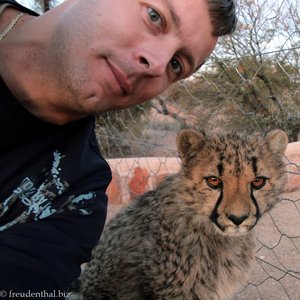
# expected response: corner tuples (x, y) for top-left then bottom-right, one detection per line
(265, 129), (288, 156)
(176, 129), (206, 164)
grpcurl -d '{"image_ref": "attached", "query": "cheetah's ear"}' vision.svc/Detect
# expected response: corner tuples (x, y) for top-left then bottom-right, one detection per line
(176, 129), (206, 164)
(265, 129), (288, 156)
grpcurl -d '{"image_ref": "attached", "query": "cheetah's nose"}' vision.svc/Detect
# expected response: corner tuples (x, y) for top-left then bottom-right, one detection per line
(227, 214), (248, 226)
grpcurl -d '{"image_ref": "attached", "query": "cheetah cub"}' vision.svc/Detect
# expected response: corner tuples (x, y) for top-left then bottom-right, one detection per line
(80, 129), (288, 300)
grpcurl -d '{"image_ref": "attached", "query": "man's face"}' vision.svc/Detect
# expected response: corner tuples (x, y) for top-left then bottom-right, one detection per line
(51, 0), (218, 114)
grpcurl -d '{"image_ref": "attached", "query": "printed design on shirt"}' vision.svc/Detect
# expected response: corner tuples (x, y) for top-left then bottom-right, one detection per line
(0, 150), (96, 232)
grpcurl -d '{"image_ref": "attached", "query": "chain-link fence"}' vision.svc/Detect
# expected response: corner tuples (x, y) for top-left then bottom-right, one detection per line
(95, 0), (300, 298)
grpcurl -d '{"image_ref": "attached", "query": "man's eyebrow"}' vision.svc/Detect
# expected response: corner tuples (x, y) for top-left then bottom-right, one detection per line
(165, 0), (197, 73)
(166, 0), (181, 28)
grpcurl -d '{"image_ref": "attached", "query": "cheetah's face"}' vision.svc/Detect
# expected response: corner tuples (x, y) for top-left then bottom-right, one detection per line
(176, 129), (288, 236)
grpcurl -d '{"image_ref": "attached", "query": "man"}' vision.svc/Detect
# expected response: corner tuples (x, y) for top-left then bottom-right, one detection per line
(0, 0), (236, 296)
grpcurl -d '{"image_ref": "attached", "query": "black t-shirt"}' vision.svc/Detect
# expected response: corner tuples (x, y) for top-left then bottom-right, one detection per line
(0, 77), (112, 231)
(0, 0), (111, 231)
(0, 1), (112, 289)
(0, 0), (111, 270)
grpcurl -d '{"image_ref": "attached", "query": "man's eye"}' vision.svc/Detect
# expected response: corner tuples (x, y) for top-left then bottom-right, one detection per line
(170, 58), (183, 76)
(147, 8), (164, 27)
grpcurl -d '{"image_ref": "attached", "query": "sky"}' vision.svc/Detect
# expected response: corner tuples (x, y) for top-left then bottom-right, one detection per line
(18, 0), (63, 11)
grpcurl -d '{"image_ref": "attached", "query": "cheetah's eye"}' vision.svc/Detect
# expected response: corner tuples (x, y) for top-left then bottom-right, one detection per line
(205, 176), (222, 189)
(251, 177), (267, 190)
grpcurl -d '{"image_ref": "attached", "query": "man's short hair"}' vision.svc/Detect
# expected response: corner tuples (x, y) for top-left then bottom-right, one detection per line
(207, 0), (237, 36)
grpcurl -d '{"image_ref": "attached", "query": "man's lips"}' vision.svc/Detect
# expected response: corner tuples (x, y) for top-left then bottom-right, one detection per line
(106, 60), (131, 96)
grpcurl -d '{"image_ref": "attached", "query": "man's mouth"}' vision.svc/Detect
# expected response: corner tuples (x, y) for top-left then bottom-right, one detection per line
(106, 60), (131, 96)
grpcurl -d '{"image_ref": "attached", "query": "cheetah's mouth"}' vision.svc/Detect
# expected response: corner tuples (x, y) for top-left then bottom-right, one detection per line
(221, 224), (252, 236)
(211, 217), (257, 236)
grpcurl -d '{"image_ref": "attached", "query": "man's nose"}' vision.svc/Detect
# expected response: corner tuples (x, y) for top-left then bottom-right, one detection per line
(135, 47), (174, 77)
